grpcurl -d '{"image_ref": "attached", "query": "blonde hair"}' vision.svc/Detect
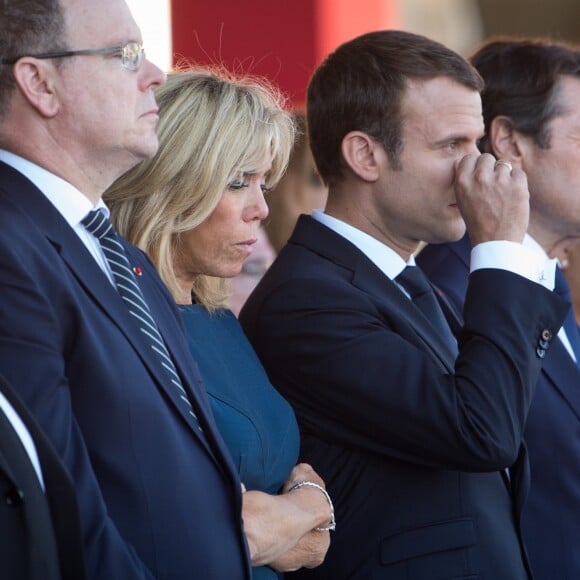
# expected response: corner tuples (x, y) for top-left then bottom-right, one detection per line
(105, 67), (294, 310)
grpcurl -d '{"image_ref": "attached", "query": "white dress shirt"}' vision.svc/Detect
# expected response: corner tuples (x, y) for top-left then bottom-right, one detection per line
(0, 391), (45, 490)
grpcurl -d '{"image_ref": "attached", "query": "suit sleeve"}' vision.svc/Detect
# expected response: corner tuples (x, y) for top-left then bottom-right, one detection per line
(0, 239), (155, 579)
(243, 268), (567, 472)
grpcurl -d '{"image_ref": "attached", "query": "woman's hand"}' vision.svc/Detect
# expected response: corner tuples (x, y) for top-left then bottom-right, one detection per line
(270, 527), (330, 572)
(281, 462), (326, 492)
(241, 463), (332, 570)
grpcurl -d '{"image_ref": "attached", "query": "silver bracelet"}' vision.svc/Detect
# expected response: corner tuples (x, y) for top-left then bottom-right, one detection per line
(287, 480), (336, 531)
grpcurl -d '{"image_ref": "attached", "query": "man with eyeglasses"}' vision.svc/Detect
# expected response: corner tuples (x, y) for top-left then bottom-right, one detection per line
(0, 1), (251, 579)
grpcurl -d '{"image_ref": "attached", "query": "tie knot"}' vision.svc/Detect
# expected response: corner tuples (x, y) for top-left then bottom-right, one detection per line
(396, 266), (432, 298)
(82, 209), (114, 240)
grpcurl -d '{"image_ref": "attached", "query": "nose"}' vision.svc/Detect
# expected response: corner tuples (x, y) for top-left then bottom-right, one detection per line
(257, 192), (269, 221)
(244, 184), (269, 222)
(467, 140), (482, 156)
(139, 58), (166, 91)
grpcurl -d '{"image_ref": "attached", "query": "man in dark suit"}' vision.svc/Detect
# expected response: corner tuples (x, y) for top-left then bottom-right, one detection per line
(240, 30), (568, 579)
(0, 0), (250, 578)
(0, 373), (85, 580)
(418, 38), (580, 580)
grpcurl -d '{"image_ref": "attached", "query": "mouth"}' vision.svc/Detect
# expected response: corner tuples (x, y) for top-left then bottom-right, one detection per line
(235, 239), (257, 254)
(142, 107), (159, 119)
(236, 238), (257, 248)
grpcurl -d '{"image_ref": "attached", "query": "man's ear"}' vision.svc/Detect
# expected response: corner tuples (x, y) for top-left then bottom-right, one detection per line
(489, 116), (523, 163)
(341, 131), (381, 182)
(12, 58), (60, 117)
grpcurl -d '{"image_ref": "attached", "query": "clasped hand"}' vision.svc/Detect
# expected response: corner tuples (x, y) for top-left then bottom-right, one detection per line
(454, 153), (530, 246)
(241, 462), (331, 571)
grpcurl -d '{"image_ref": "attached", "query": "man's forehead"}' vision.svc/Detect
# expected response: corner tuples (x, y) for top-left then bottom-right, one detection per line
(61, 0), (140, 44)
(400, 78), (483, 140)
(401, 77), (481, 115)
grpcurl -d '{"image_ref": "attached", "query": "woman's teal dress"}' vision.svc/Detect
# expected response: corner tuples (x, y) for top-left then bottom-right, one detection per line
(180, 305), (300, 580)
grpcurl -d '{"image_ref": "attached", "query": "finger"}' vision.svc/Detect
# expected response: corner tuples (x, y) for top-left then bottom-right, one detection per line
(455, 152), (479, 174)
(494, 159), (513, 173)
(472, 152), (497, 173)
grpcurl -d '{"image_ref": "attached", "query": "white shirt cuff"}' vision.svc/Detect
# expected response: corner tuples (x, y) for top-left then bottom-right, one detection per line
(470, 240), (556, 290)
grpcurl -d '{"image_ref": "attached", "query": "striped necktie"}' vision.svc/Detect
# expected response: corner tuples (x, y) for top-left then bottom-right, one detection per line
(82, 209), (203, 432)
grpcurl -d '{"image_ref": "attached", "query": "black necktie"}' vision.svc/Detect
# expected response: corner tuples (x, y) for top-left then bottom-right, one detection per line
(82, 209), (204, 432)
(396, 266), (458, 356)
(554, 267), (580, 367)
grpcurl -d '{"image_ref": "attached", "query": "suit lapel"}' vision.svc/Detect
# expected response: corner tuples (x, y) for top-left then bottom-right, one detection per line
(121, 244), (227, 465)
(0, 165), (214, 454)
(293, 215), (456, 372)
(542, 339), (580, 421)
(353, 265), (456, 371)
(59, 227), (219, 460)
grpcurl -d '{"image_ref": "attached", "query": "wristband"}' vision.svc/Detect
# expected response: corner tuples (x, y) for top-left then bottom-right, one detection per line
(288, 480), (336, 531)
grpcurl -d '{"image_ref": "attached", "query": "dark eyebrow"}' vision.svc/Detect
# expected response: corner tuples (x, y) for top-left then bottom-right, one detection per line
(433, 133), (485, 147)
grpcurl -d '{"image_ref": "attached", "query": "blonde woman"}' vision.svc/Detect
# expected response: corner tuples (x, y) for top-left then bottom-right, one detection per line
(105, 68), (333, 579)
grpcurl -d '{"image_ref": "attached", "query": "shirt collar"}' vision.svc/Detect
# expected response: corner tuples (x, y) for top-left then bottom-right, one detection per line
(312, 209), (414, 280)
(0, 149), (109, 227)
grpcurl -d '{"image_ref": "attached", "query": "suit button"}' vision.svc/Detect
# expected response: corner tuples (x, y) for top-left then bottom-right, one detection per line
(541, 329), (553, 341)
(5, 487), (24, 506)
(539, 339), (550, 350)
(536, 347), (546, 359)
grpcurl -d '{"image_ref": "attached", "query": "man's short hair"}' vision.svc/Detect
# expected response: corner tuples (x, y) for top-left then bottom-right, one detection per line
(0, 0), (66, 117)
(471, 37), (580, 152)
(307, 30), (483, 185)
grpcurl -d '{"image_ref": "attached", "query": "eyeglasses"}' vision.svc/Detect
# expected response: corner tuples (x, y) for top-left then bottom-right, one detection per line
(1, 41), (145, 72)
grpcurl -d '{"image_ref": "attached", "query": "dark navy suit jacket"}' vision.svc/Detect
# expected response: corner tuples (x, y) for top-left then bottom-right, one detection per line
(418, 234), (580, 580)
(0, 162), (251, 579)
(0, 373), (86, 580)
(240, 215), (567, 580)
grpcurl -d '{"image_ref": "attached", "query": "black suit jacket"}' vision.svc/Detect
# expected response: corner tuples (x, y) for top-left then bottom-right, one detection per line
(418, 234), (580, 580)
(0, 373), (85, 580)
(0, 162), (251, 579)
(240, 215), (568, 580)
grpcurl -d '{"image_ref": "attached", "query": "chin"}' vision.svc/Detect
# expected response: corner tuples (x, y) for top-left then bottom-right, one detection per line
(130, 134), (160, 161)
(427, 225), (466, 245)
(140, 141), (160, 160)
(448, 228), (467, 243)
(445, 218), (467, 242)
(219, 266), (244, 279)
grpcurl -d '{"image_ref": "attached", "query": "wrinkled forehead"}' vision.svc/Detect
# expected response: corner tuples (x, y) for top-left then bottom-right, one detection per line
(61, 0), (141, 46)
